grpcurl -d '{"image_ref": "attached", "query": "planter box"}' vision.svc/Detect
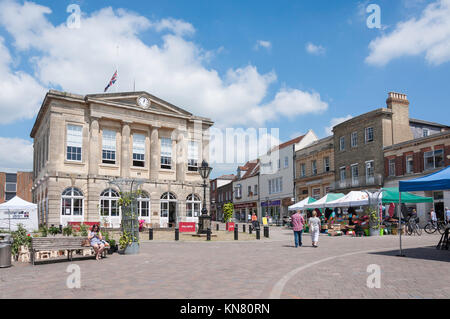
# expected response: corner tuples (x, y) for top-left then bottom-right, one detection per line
(226, 222), (235, 232)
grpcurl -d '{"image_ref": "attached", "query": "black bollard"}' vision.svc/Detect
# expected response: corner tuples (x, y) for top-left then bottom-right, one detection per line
(149, 228), (153, 240)
(249, 225), (252, 234)
(207, 228), (211, 241)
(234, 225), (238, 240)
(256, 228), (260, 240)
(216, 223), (219, 231)
(243, 224), (246, 233)
(264, 226), (269, 238)
(175, 228), (179, 241)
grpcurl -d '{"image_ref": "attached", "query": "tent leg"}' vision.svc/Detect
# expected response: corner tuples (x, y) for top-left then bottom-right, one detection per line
(397, 193), (405, 257)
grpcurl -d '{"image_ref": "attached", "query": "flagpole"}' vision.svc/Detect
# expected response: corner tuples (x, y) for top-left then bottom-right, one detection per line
(116, 44), (119, 93)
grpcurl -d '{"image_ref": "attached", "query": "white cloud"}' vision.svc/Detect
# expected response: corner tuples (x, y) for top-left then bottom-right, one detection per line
(366, 0), (450, 66)
(255, 40), (272, 50)
(0, 137), (33, 172)
(325, 115), (353, 135)
(306, 42), (326, 55)
(0, 37), (46, 124)
(0, 0), (328, 128)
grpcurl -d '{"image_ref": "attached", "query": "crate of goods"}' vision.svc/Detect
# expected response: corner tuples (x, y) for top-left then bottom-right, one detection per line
(332, 224), (341, 231)
(322, 225), (328, 230)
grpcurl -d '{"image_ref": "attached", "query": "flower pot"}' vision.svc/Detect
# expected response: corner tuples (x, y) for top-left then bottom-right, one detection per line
(369, 228), (379, 237)
(124, 242), (139, 255)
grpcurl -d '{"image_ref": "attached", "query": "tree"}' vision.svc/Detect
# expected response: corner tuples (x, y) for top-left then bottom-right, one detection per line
(223, 203), (234, 223)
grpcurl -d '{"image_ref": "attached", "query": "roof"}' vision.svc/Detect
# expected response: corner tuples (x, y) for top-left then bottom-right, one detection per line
(237, 160), (260, 180)
(215, 174), (235, 180)
(409, 118), (450, 129)
(275, 134), (306, 151)
(0, 196), (37, 210)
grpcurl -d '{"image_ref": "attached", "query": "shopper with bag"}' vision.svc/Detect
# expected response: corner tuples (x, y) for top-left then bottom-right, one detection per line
(309, 210), (321, 248)
(291, 210), (304, 248)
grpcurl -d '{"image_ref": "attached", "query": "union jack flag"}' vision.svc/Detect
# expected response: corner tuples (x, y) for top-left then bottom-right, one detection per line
(104, 70), (118, 92)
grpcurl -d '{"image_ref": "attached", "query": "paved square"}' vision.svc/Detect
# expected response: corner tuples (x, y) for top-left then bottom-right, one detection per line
(1, 227), (449, 299)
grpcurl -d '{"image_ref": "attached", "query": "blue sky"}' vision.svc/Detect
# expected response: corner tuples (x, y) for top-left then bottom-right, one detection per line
(0, 0), (449, 177)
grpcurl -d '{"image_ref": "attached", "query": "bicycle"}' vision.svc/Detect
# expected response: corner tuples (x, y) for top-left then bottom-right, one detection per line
(424, 220), (447, 235)
(406, 217), (422, 236)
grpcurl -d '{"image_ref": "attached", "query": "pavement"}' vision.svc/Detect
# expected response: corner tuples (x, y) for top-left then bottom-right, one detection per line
(1, 227), (449, 299)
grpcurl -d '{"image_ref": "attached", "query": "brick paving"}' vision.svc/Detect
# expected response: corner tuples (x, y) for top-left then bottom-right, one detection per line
(1, 227), (449, 299)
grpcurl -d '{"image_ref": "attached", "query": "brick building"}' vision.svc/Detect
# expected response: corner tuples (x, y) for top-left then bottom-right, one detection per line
(210, 174), (235, 221)
(294, 136), (334, 202)
(232, 160), (260, 222)
(384, 130), (450, 225)
(215, 178), (234, 222)
(332, 92), (448, 193)
(0, 172), (33, 204)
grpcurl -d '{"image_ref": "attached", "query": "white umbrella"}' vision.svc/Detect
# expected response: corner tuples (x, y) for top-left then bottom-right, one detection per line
(304, 193), (345, 209)
(325, 191), (380, 208)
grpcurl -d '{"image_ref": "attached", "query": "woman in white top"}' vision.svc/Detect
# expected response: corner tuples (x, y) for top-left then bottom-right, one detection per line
(309, 211), (321, 248)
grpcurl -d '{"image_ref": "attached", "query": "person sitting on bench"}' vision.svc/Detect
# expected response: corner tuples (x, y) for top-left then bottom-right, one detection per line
(88, 224), (105, 261)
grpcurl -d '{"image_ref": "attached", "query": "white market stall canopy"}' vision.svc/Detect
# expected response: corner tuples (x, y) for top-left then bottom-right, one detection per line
(325, 191), (381, 208)
(288, 197), (317, 211)
(304, 193), (345, 209)
(0, 196), (38, 232)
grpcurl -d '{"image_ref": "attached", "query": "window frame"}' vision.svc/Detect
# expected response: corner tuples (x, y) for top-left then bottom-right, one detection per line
(365, 127), (374, 143)
(66, 124), (83, 162)
(132, 133), (146, 168)
(351, 131), (358, 148)
(160, 137), (173, 169)
(102, 129), (117, 165)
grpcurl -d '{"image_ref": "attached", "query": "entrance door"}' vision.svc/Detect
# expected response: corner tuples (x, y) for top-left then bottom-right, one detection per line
(435, 202), (444, 220)
(160, 192), (177, 228)
(169, 202), (177, 228)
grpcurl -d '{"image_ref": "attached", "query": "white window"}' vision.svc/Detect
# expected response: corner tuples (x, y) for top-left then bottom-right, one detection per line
(100, 189), (120, 217)
(5, 182), (16, 193)
(324, 157), (330, 172)
(312, 188), (321, 200)
(269, 177), (282, 194)
(186, 194), (201, 217)
(188, 141), (199, 171)
(132, 134), (146, 167)
(278, 159), (281, 170)
(340, 167), (346, 186)
(254, 185), (258, 195)
(366, 161), (375, 184)
(235, 184), (242, 198)
(67, 124), (82, 162)
(160, 138), (172, 169)
(248, 186), (252, 196)
(61, 187), (84, 216)
(351, 164), (359, 186)
(102, 130), (116, 164)
(284, 156), (289, 168)
(340, 137), (345, 151)
(424, 150), (444, 170)
(423, 129), (429, 137)
(365, 127), (374, 143)
(351, 132), (358, 148)
(138, 192), (150, 217)
(406, 155), (414, 174)
(300, 163), (306, 177)
(312, 160), (317, 175)
(389, 159), (396, 176)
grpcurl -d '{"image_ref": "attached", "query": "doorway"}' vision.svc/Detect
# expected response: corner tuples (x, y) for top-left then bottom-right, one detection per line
(169, 202), (177, 227)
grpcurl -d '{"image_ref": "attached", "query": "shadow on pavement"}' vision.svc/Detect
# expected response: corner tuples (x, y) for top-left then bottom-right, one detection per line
(369, 246), (450, 263)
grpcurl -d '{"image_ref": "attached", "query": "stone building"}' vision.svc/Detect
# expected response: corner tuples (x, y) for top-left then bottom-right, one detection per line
(384, 130), (450, 225)
(30, 90), (213, 228)
(215, 177), (234, 222)
(294, 136), (334, 202)
(210, 174), (234, 221)
(232, 160), (259, 222)
(332, 92), (448, 194)
(0, 171), (33, 203)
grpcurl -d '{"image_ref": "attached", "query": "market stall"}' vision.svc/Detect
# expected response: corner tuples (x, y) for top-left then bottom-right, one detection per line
(0, 196), (39, 232)
(288, 197), (317, 211)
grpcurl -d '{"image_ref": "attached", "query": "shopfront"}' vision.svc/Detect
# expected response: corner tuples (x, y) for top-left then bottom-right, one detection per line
(234, 202), (258, 222)
(261, 200), (281, 224)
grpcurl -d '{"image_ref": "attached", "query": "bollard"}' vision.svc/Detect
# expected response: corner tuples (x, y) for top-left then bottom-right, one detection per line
(264, 226), (269, 238)
(207, 228), (211, 241)
(59, 225), (63, 233)
(175, 228), (179, 241)
(243, 224), (246, 233)
(256, 228), (260, 240)
(149, 228), (153, 240)
(249, 225), (252, 234)
(216, 223), (219, 232)
(234, 226), (238, 240)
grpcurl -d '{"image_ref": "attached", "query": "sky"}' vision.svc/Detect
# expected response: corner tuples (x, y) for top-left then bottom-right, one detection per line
(0, 0), (449, 178)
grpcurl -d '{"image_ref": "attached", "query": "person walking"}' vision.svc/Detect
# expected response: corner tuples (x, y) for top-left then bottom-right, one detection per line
(251, 212), (258, 231)
(309, 211), (321, 248)
(291, 210), (305, 248)
(430, 209), (437, 225)
(445, 207), (450, 224)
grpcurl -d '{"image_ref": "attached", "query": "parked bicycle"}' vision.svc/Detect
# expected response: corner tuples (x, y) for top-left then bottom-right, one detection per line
(405, 217), (422, 236)
(424, 220), (447, 235)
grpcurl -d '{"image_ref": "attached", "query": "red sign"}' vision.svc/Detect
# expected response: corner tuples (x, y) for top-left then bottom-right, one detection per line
(226, 222), (235, 232)
(179, 222), (196, 233)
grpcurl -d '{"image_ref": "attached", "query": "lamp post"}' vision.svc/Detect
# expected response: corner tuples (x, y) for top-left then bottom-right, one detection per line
(198, 160), (212, 234)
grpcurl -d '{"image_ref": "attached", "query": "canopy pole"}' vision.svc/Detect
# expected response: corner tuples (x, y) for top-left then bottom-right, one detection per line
(397, 192), (405, 257)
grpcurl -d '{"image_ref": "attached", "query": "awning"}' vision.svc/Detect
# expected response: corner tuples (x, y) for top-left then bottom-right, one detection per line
(381, 187), (433, 204)
(304, 193), (345, 209)
(399, 166), (450, 192)
(288, 197), (317, 211)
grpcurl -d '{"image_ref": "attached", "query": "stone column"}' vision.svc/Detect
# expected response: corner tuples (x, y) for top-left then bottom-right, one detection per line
(88, 118), (100, 176)
(176, 129), (187, 183)
(150, 126), (160, 180)
(121, 122), (131, 178)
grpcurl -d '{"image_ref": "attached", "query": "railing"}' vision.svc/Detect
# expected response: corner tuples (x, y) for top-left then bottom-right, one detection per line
(332, 174), (383, 190)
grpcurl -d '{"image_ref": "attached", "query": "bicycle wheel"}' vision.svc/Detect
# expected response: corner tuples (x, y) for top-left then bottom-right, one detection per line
(406, 223), (413, 235)
(414, 224), (422, 236)
(438, 222), (446, 235)
(424, 223), (436, 234)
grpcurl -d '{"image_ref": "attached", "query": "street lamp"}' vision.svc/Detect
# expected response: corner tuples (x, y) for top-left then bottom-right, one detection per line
(198, 160), (212, 234)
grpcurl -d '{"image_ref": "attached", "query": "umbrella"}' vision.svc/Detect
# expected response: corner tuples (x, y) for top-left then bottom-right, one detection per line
(325, 191), (379, 208)
(381, 187), (433, 204)
(288, 197), (317, 211)
(304, 193), (345, 209)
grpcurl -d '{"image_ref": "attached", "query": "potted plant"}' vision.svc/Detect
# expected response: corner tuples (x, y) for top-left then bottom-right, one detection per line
(62, 225), (73, 236)
(48, 226), (59, 236)
(223, 203), (234, 231)
(367, 208), (380, 236)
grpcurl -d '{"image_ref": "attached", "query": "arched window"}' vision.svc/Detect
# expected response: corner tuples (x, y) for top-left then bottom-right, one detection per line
(160, 192), (177, 218)
(186, 194), (201, 217)
(138, 191), (150, 217)
(100, 188), (120, 217)
(61, 187), (84, 216)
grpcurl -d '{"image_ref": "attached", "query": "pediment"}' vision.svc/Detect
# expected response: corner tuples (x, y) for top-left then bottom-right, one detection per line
(86, 91), (192, 116)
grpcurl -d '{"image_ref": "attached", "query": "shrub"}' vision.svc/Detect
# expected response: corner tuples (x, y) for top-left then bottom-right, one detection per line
(11, 224), (31, 258)
(48, 226), (59, 236)
(39, 225), (48, 237)
(223, 203), (234, 223)
(79, 223), (89, 237)
(62, 225), (73, 236)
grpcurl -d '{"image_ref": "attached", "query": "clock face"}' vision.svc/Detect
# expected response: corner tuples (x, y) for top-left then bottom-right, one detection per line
(138, 96), (150, 108)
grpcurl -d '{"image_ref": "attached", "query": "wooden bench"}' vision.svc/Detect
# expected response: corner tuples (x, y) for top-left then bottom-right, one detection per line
(31, 237), (107, 265)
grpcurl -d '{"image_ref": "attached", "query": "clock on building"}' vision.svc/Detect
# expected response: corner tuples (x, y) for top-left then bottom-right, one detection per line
(137, 96), (150, 108)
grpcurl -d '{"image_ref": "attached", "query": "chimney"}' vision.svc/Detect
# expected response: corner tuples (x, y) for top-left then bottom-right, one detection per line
(386, 92), (413, 145)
